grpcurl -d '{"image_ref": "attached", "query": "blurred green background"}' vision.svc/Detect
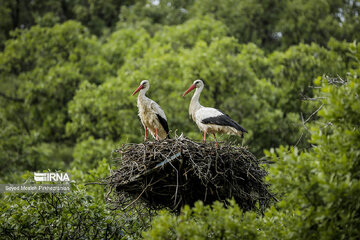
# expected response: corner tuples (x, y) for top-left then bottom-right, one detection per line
(0, 0), (359, 239)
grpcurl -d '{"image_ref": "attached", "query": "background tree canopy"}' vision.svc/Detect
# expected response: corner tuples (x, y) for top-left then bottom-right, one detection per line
(0, 0), (359, 239)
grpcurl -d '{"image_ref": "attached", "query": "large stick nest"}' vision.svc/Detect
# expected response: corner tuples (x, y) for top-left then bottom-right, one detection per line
(106, 135), (275, 213)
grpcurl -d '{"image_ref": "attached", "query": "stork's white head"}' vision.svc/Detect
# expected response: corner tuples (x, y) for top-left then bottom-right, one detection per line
(182, 79), (204, 97)
(132, 80), (150, 96)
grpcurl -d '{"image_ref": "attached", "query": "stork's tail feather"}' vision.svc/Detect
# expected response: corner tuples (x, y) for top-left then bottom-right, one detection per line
(233, 121), (247, 134)
(236, 130), (246, 138)
(156, 113), (169, 137)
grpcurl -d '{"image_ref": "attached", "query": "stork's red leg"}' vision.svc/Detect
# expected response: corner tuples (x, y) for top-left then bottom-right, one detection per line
(156, 128), (159, 140)
(213, 133), (218, 147)
(203, 130), (207, 143)
(144, 127), (148, 141)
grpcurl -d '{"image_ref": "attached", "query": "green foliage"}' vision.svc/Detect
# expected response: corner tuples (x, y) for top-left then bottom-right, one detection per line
(0, 0), (136, 47)
(265, 74), (360, 239)
(0, 191), (126, 239)
(70, 159), (114, 202)
(143, 200), (260, 240)
(0, 108), (73, 181)
(1, 0), (359, 51)
(119, 0), (193, 29)
(1, 163), (149, 239)
(191, 0), (283, 50)
(191, 0), (360, 51)
(0, 21), (112, 177)
(269, 43), (346, 113)
(71, 137), (116, 171)
(277, 0), (360, 49)
(0, 21), (109, 140)
(0, 0), (12, 46)
(102, 27), (151, 71)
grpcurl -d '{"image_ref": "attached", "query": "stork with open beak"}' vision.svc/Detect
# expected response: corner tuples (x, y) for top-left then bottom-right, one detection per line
(132, 80), (169, 141)
(182, 79), (247, 145)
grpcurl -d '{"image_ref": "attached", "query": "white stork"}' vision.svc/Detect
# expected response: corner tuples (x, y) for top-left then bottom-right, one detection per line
(182, 79), (247, 144)
(132, 80), (169, 141)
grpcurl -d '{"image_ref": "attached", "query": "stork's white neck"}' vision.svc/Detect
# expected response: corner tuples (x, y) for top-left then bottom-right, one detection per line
(137, 89), (150, 106)
(189, 86), (203, 121)
(138, 89), (146, 97)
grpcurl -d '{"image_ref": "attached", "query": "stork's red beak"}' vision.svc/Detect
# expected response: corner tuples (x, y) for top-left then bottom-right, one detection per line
(182, 84), (196, 97)
(132, 84), (144, 96)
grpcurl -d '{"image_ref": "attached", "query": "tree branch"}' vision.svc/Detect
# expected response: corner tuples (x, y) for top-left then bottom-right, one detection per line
(304, 104), (324, 124)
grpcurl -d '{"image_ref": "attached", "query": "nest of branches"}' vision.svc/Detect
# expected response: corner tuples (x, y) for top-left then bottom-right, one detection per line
(105, 135), (275, 213)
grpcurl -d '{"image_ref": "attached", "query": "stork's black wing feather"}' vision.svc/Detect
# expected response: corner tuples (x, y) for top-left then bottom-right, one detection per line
(156, 114), (169, 138)
(201, 111), (248, 133)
